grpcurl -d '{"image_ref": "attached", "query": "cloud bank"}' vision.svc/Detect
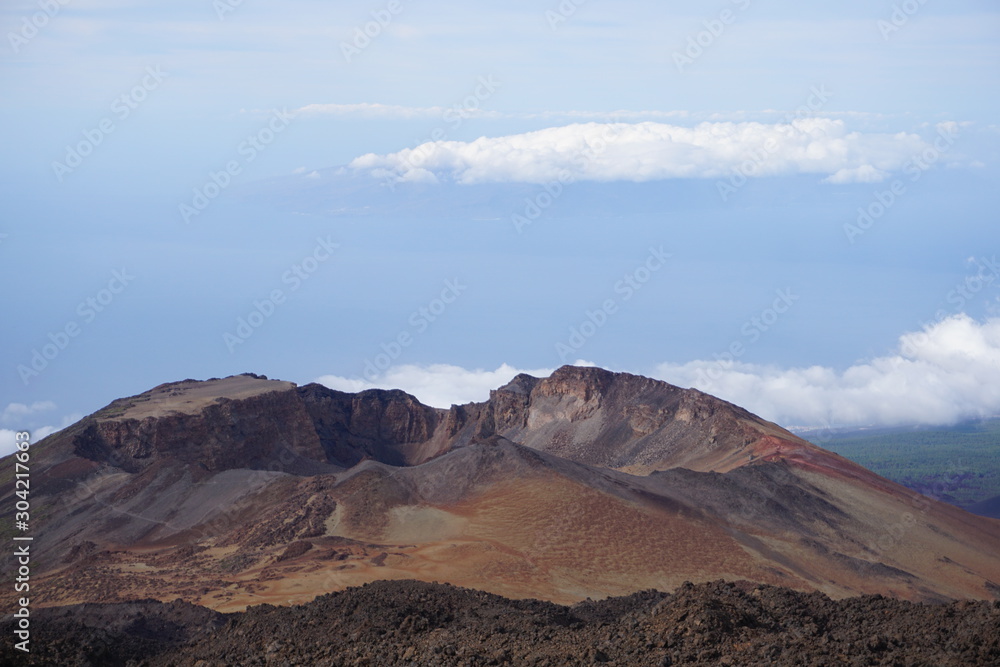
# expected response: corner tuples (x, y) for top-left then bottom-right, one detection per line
(8, 315), (995, 457)
(1, 401), (56, 423)
(0, 426), (61, 459)
(316, 316), (1000, 431)
(348, 119), (933, 185)
(655, 314), (1000, 430)
(315, 362), (563, 409)
(0, 402), (82, 458)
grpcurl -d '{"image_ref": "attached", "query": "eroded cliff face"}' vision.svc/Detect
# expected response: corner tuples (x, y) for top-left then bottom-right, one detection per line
(474, 373), (538, 436)
(63, 374), (461, 474)
(60, 367), (821, 478)
(74, 382), (325, 474)
(298, 384), (447, 467)
(468, 365), (800, 473)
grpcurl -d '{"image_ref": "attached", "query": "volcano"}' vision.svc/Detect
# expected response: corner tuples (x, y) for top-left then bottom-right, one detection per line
(3, 366), (999, 613)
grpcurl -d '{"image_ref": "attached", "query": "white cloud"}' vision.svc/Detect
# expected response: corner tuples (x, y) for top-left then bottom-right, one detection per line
(348, 120), (932, 185)
(0, 426), (55, 459)
(313, 317), (1000, 431)
(655, 314), (1000, 430)
(0, 431), (20, 458)
(0, 410), (82, 458)
(315, 362), (564, 408)
(6, 314), (997, 459)
(1, 401), (56, 424)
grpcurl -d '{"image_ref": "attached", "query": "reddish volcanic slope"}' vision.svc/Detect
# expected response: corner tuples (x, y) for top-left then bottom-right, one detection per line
(1, 367), (998, 612)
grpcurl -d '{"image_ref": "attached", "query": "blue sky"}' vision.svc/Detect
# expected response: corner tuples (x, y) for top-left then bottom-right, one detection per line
(2, 0), (999, 452)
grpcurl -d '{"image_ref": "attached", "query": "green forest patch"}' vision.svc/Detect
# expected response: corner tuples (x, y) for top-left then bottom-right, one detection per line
(811, 419), (1000, 508)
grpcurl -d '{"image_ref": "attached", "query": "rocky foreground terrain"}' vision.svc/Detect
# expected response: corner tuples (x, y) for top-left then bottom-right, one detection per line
(3, 579), (999, 666)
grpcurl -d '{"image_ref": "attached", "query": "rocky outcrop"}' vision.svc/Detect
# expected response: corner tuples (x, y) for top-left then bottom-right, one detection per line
(74, 384), (325, 473)
(6, 580), (1000, 666)
(474, 365), (798, 473)
(475, 373), (537, 436)
(56, 366), (817, 476)
(298, 384), (446, 466)
(64, 376), (454, 473)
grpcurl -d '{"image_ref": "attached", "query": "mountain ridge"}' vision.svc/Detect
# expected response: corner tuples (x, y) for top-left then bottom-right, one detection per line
(3, 365), (999, 612)
(47, 365), (826, 476)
